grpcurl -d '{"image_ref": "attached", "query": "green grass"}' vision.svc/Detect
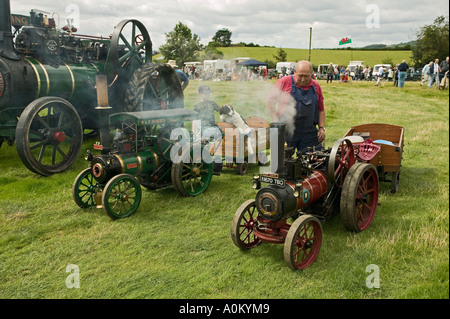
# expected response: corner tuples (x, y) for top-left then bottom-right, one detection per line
(153, 47), (413, 68)
(0, 80), (448, 299)
(217, 47), (412, 67)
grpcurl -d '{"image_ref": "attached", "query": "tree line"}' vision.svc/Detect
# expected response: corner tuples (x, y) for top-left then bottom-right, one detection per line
(159, 16), (449, 68)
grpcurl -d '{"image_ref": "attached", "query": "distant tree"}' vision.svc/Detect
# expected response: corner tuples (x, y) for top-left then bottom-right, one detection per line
(202, 42), (224, 60)
(264, 59), (276, 69)
(212, 28), (232, 47)
(412, 16), (449, 67)
(159, 22), (201, 66)
(381, 57), (395, 67)
(273, 48), (287, 62)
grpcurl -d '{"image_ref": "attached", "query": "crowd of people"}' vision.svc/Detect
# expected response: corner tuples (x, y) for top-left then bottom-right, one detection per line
(179, 64), (271, 82)
(321, 57), (449, 89)
(420, 57), (449, 89)
(171, 56), (449, 90)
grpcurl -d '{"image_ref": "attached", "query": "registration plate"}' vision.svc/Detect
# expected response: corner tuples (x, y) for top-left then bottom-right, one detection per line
(260, 175), (285, 186)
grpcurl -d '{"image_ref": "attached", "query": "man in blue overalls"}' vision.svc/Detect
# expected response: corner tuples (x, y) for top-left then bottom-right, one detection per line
(266, 61), (326, 154)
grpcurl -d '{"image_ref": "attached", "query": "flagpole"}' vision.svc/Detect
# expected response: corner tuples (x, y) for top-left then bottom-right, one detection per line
(349, 36), (353, 61)
(351, 41), (353, 61)
(308, 27), (312, 62)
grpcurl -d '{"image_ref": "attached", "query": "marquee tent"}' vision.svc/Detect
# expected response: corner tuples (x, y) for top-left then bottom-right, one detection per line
(237, 58), (267, 66)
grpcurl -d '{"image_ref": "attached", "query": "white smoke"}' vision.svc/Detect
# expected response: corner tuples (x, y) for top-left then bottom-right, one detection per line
(266, 86), (296, 138)
(280, 94), (297, 138)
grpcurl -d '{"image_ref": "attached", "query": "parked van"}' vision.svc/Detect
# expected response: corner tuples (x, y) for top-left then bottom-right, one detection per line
(348, 61), (364, 78)
(373, 64), (392, 79)
(276, 62), (296, 76)
(317, 63), (338, 79)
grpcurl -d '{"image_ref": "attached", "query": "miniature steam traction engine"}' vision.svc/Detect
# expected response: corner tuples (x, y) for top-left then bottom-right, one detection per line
(231, 123), (381, 270)
(72, 80), (214, 220)
(0, 0), (183, 175)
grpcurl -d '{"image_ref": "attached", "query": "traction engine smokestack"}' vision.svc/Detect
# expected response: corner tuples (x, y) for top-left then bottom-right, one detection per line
(0, 0), (20, 60)
(95, 74), (112, 154)
(270, 122), (286, 175)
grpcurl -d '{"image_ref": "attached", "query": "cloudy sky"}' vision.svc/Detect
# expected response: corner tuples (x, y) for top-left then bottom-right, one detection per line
(9, 0), (449, 50)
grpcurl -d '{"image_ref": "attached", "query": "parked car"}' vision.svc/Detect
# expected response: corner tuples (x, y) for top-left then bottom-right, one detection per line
(406, 67), (421, 81)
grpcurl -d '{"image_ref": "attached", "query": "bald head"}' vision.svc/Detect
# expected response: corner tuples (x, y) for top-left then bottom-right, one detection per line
(294, 60), (313, 86)
(295, 60), (314, 73)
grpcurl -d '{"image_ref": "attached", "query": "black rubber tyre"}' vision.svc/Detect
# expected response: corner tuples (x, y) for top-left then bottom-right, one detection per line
(15, 97), (82, 176)
(340, 163), (379, 232)
(124, 63), (184, 111)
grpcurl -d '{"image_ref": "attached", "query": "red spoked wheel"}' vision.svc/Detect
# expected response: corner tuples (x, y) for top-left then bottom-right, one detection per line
(284, 215), (322, 270)
(327, 138), (355, 187)
(231, 199), (262, 250)
(340, 163), (379, 232)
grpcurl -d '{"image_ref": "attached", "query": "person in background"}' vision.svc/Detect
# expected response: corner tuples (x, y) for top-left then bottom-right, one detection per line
(420, 61), (432, 86)
(167, 60), (189, 90)
(193, 85), (220, 128)
(375, 65), (384, 86)
(326, 63), (334, 83)
(266, 60), (326, 154)
(393, 66), (399, 87)
(438, 56), (449, 89)
(428, 58), (439, 88)
(397, 60), (409, 88)
(387, 67), (394, 82)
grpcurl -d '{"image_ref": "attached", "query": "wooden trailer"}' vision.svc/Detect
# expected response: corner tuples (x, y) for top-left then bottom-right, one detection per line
(213, 116), (271, 175)
(344, 123), (405, 193)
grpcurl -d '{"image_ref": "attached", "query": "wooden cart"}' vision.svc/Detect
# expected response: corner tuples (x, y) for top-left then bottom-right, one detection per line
(344, 123), (405, 193)
(213, 116), (270, 175)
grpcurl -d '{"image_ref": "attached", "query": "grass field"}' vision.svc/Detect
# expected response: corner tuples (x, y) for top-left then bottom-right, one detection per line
(218, 47), (413, 67)
(0, 79), (448, 300)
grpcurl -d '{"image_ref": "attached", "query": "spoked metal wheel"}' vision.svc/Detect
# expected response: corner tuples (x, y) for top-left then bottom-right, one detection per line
(231, 199), (262, 250)
(284, 215), (322, 270)
(171, 145), (213, 197)
(72, 168), (99, 208)
(15, 97), (83, 176)
(340, 163), (379, 232)
(327, 138), (355, 187)
(102, 174), (142, 220)
(108, 19), (152, 81)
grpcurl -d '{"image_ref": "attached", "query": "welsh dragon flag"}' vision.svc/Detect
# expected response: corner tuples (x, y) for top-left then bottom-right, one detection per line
(339, 36), (352, 45)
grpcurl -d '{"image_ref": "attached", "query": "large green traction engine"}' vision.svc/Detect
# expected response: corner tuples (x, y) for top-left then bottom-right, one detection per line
(0, 0), (182, 175)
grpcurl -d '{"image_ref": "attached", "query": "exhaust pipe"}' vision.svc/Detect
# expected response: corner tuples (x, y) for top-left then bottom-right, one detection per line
(270, 122), (286, 175)
(0, 0), (20, 60)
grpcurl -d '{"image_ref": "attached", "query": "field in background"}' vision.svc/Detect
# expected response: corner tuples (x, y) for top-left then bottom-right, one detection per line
(216, 47), (412, 67)
(153, 47), (414, 68)
(0, 80), (448, 299)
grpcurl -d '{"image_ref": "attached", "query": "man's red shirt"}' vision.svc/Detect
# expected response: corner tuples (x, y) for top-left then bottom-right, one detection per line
(267, 76), (324, 116)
